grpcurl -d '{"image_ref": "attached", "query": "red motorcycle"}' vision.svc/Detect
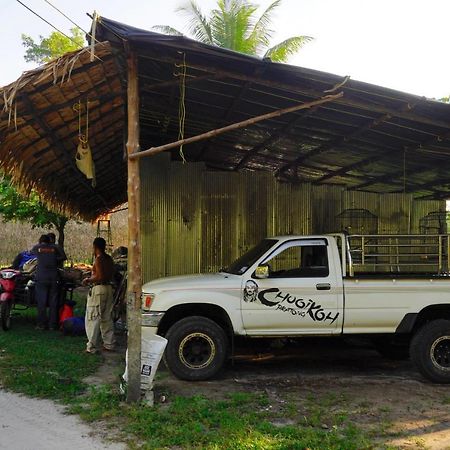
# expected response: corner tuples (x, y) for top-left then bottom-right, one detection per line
(0, 269), (21, 331)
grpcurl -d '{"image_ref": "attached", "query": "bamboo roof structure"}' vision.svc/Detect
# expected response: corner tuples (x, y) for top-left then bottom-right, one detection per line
(0, 42), (125, 220)
(1, 16), (450, 219)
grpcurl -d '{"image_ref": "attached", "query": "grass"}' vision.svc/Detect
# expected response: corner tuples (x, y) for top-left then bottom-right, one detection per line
(0, 310), (378, 449)
(70, 388), (372, 450)
(0, 309), (100, 401)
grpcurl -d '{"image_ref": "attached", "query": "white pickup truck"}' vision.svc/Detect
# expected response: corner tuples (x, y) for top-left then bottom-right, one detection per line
(141, 234), (450, 383)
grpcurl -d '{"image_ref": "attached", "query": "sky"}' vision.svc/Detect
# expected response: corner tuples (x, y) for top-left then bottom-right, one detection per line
(1, 0), (449, 99)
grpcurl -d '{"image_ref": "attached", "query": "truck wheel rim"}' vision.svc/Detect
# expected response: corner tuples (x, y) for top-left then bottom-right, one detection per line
(430, 336), (450, 371)
(179, 332), (215, 370)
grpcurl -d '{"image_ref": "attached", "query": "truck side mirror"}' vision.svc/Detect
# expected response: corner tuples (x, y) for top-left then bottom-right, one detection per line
(255, 264), (269, 279)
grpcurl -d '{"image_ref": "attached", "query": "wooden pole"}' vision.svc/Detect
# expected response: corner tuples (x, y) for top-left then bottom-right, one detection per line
(128, 92), (343, 160)
(126, 48), (142, 403)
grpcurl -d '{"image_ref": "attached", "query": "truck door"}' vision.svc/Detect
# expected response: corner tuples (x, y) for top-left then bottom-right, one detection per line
(241, 238), (343, 335)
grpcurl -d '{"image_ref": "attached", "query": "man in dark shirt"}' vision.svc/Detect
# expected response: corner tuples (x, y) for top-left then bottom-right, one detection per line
(82, 237), (115, 353)
(47, 232), (67, 268)
(31, 234), (65, 330)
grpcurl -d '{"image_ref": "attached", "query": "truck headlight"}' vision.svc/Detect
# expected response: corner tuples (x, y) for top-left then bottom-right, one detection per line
(142, 311), (165, 327)
(141, 293), (155, 311)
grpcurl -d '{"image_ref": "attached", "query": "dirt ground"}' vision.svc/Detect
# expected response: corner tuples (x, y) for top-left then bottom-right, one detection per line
(0, 390), (125, 450)
(150, 339), (450, 450)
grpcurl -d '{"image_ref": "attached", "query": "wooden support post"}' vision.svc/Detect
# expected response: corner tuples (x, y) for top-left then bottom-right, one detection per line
(126, 48), (142, 403)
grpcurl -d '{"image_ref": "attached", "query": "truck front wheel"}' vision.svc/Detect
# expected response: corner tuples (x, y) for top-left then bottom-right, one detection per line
(164, 316), (228, 381)
(410, 319), (450, 383)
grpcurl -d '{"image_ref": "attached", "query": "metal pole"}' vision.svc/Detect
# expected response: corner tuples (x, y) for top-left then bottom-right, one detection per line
(126, 48), (142, 403)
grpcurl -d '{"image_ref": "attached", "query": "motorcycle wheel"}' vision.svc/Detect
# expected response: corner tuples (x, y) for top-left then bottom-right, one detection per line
(1, 301), (12, 331)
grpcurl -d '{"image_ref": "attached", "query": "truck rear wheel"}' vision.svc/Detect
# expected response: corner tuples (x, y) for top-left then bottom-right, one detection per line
(164, 316), (228, 381)
(410, 319), (450, 383)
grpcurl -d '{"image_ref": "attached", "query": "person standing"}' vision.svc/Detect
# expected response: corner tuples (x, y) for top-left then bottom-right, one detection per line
(82, 237), (115, 353)
(47, 232), (67, 268)
(31, 234), (64, 330)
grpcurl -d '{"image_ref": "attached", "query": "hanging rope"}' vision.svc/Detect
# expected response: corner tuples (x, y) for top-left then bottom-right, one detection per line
(174, 52), (187, 163)
(73, 99), (96, 187)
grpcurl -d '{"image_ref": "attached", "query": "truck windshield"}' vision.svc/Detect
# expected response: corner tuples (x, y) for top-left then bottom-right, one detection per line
(223, 239), (277, 275)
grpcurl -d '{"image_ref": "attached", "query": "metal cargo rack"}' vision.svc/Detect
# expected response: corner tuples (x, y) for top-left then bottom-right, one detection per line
(346, 234), (450, 275)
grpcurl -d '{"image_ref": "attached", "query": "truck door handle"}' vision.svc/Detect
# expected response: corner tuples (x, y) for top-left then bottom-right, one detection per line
(316, 283), (331, 291)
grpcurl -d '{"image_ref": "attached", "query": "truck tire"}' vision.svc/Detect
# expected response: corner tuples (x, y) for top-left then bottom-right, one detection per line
(410, 319), (450, 383)
(1, 301), (11, 331)
(164, 316), (228, 381)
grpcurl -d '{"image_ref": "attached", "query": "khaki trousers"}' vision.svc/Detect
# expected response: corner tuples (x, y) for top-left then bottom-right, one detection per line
(85, 284), (115, 352)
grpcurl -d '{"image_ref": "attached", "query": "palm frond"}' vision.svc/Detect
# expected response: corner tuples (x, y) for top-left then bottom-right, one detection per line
(248, 0), (281, 52)
(176, 0), (214, 44)
(264, 35), (313, 62)
(152, 25), (184, 36)
(210, 0), (257, 51)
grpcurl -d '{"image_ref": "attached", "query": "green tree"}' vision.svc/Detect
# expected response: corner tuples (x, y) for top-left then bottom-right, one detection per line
(21, 27), (85, 65)
(154, 0), (312, 62)
(0, 178), (68, 248)
(9, 29), (86, 248)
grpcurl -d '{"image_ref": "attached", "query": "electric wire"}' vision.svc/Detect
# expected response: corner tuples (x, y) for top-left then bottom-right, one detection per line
(41, 0), (101, 45)
(15, 0), (83, 50)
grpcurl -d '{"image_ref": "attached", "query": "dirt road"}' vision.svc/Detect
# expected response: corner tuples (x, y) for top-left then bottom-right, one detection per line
(0, 390), (124, 450)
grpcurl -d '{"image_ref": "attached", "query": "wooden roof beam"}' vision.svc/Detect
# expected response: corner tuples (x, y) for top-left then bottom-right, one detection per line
(139, 53), (450, 131)
(276, 113), (392, 177)
(351, 130), (450, 190)
(195, 66), (267, 161)
(233, 106), (319, 171)
(142, 73), (223, 92)
(129, 93), (343, 161)
(21, 93), (112, 210)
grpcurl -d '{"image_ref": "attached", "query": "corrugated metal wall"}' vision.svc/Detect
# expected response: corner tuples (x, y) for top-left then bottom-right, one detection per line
(140, 155), (444, 282)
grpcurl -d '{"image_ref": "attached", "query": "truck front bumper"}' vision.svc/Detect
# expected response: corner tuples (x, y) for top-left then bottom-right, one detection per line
(141, 311), (165, 329)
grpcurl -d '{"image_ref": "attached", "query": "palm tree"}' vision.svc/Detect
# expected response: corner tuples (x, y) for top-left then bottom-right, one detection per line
(154, 0), (312, 63)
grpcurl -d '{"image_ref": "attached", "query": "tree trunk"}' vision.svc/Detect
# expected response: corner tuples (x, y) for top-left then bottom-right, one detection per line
(125, 48), (142, 403)
(55, 218), (67, 250)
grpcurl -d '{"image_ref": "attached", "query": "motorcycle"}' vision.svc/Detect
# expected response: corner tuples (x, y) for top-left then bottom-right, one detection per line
(0, 266), (35, 331)
(0, 269), (21, 331)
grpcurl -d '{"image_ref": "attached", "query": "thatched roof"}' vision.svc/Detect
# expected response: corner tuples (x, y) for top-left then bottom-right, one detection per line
(0, 42), (125, 220)
(2, 16), (450, 220)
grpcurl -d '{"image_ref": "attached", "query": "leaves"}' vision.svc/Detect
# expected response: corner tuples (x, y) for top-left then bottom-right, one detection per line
(152, 25), (184, 36)
(0, 177), (67, 240)
(176, 0), (214, 44)
(21, 27), (85, 65)
(264, 35), (313, 62)
(157, 0), (312, 62)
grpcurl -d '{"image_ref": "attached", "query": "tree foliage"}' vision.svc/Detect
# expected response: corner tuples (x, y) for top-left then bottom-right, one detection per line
(10, 28), (86, 246)
(0, 178), (68, 247)
(0, 178), (68, 246)
(21, 27), (85, 65)
(154, 0), (312, 62)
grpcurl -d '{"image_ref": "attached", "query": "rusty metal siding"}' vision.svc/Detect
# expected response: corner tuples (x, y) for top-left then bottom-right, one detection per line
(378, 193), (412, 234)
(140, 160), (446, 281)
(311, 185), (343, 233)
(411, 200), (445, 233)
(140, 154), (170, 283)
(237, 172), (271, 256)
(201, 171), (240, 273)
(269, 182), (312, 236)
(165, 161), (203, 277)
